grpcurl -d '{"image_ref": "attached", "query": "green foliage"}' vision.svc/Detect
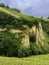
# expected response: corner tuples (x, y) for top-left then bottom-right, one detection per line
(0, 3), (49, 57)
(30, 42), (49, 55)
(11, 8), (21, 13)
(0, 3), (10, 8)
(0, 31), (21, 57)
(6, 5), (9, 8)
(33, 18), (40, 27)
(18, 47), (32, 57)
(41, 21), (49, 35)
(0, 11), (20, 28)
(30, 43), (43, 55)
(0, 3), (5, 7)
(20, 14), (35, 27)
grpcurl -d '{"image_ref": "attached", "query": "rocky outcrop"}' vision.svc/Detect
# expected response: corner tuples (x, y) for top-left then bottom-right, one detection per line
(21, 34), (30, 47)
(36, 22), (45, 45)
(0, 22), (45, 47)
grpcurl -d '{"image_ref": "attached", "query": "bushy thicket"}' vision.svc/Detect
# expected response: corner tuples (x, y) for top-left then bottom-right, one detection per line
(10, 8), (21, 13)
(18, 41), (49, 57)
(0, 3), (9, 8)
(30, 43), (49, 55)
(18, 47), (32, 57)
(41, 20), (49, 36)
(0, 31), (21, 57)
(0, 31), (40, 57)
(0, 3), (21, 13)
(0, 30), (49, 57)
(0, 11), (40, 29)
(0, 11), (24, 30)
(20, 14), (41, 28)
(0, 3), (5, 7)
(0, 3), (41, 28)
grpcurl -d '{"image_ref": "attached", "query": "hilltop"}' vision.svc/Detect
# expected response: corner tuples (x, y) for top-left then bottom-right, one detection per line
(0, 3), (49, 57)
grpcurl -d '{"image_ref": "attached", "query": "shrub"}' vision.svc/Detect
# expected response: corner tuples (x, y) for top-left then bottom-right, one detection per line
(30, 43), (44, 55)
(0, 3), (5, 7)
(0, 31), (21, 57)
(18, 47), (32, 57)
(11, 8), (21, 13)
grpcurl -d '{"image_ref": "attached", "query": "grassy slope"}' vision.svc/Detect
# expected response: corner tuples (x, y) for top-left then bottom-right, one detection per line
(0, 54), (49, 65)
(0, 6), (49, 47)
(0, 7), (49, 25)
(0, 7), (49, 21)
(0, 7), (34, 20)
(0, 7), (19, 19)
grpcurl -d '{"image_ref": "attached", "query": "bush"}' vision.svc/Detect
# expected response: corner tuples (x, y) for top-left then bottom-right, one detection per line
(0, 11), (23, 30)
(0, 31), (21, 57)
(0, 3), (5, 7)
(11, 8), (21, 13)
(18, 50), (25, 57)
(30, 43), (44, 55)
(18, 47), (32, 57)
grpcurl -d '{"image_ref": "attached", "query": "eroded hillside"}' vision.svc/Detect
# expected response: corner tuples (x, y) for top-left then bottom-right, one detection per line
(0, 4), (49, 57)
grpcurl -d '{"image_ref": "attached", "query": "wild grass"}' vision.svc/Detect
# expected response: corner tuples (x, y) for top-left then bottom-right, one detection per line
(0, 7), (19, 19)
(0, 54), (49, 65)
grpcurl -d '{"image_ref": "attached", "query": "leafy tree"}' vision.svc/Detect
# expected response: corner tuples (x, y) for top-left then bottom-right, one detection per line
(0, 3), (5, 7)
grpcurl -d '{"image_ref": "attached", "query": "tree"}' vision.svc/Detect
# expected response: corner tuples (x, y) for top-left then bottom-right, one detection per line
(0, 3), (5, 7)
(41, 16), (43, 18)
(6, 5), (9, 8)
(47, 16), (49, 19)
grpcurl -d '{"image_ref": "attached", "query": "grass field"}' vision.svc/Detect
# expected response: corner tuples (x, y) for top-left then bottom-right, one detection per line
(0, 54), (49, 65)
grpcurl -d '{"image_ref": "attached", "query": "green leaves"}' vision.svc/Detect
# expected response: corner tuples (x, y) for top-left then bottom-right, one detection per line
(0, 31), (21, 57)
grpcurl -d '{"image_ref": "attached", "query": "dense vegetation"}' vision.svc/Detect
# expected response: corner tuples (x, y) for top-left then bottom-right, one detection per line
(42, 21), (49, 35)
(0, 3), (49, 57)
(0, 31), (21, 57)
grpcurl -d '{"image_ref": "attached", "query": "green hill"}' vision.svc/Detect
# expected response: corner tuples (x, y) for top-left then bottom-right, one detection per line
(0, 3), (49, 57)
